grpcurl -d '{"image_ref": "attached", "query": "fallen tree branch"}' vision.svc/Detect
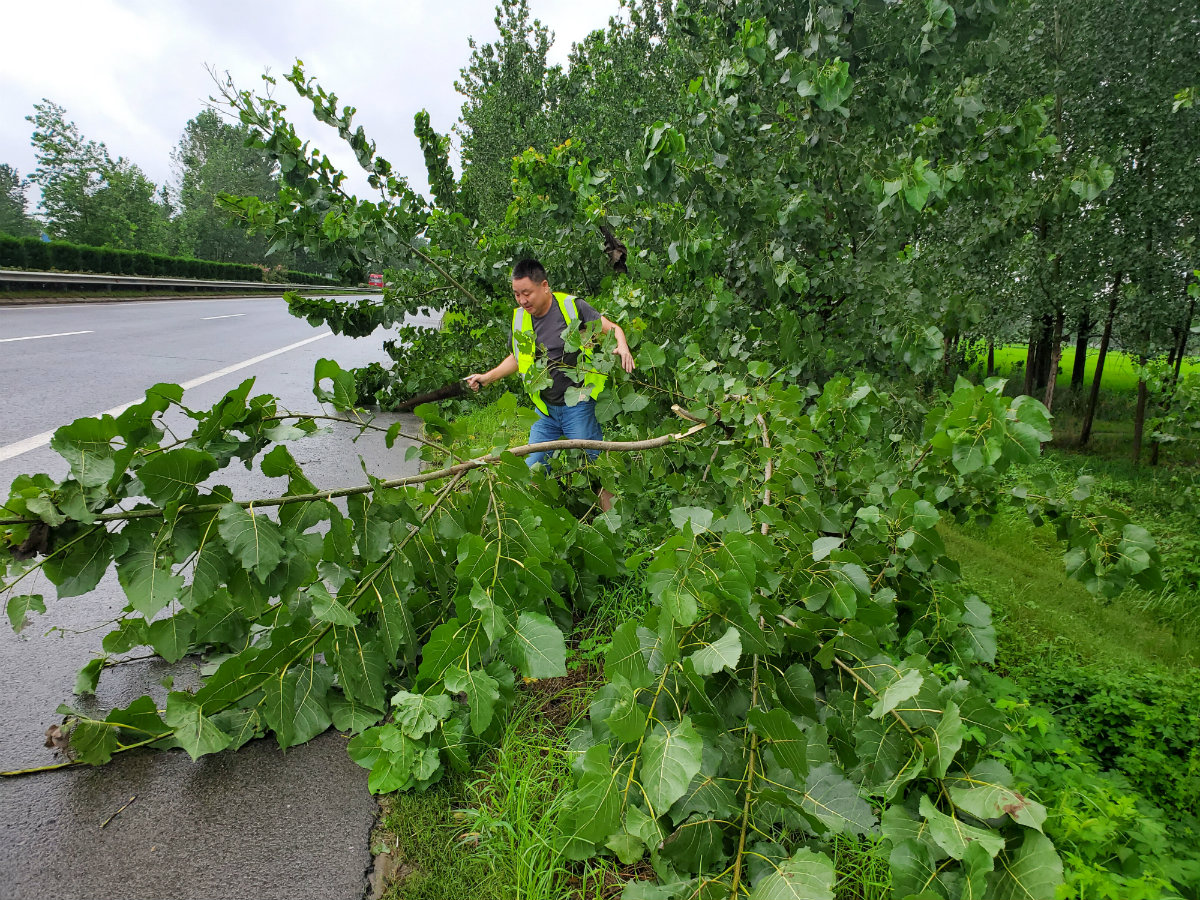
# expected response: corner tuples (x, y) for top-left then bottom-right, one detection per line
(0, 421), (711, 529)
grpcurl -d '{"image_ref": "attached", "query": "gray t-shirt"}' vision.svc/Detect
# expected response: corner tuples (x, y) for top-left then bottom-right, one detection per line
(529, 296), (601, 407)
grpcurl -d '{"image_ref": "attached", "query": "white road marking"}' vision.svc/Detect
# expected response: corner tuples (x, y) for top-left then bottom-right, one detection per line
(202, 314), (246, 320)
(0, 332), (333, 463)
(0, 330), (93, 343)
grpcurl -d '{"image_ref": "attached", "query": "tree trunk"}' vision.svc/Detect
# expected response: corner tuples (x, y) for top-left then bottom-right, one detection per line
(1071, 308), (1090, 391)
(1034, 313), (1055, 391)
(1043, 308), (1066, 412)
(1079, 273), (1122, 448)
(986, 341), (995, 378)
(1132, 356), (1148, 465)
(1174, 297), (1195, 384)
(1023, 321), (1038, 396)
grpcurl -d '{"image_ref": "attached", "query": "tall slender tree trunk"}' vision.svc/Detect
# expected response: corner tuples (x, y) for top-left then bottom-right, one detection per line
(1150, 298), (1196, 466)
(1044, 308), (1066, 412)
(1031, 314), (1054, 391)
(1079, 273), (1122, 447)
(1022, 322), (1038, 396)
(1133, 355), (1149, 465)
(1174, 298), (1195, 383)
(1071, 308), (1090, 391)
(986, 341), (995, 378)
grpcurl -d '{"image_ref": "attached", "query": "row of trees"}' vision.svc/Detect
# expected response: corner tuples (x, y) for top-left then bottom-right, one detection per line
(1, 103), (313, 270)
(276, 0), (1198, 459)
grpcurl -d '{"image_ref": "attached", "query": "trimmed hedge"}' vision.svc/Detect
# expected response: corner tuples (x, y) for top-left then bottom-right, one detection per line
(0, 234), (342, 286)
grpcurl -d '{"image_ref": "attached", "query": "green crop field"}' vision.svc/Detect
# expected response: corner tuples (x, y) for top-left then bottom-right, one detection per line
(975, 345), (1200, 394)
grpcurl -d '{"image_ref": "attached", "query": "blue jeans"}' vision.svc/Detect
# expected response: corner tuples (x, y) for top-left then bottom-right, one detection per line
(526, 399), (603, 470)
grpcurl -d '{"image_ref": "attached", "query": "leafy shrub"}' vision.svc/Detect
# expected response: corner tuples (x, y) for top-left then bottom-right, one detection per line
(22, 239), (50, 270)
(0, 233), (28, 268)
(0, 235), (345, 283)
(991, 673), (1200, 898)
(1016, 662), (1200, 821)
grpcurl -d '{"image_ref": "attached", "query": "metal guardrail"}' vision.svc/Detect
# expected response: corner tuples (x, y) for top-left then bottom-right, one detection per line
(0, 269), (377, 292)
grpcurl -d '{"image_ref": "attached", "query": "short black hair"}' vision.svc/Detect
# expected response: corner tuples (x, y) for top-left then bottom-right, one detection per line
(512, 258), (548, 284)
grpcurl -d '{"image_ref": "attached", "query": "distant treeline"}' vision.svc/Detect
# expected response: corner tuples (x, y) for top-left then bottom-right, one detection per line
(0, 233), (343, 286)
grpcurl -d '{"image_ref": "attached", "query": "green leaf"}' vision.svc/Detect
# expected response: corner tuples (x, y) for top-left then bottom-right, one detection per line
(217, 502), (285, 580)
(148, 615), (196, 664)
(660, 583), (699, 628)
(607, 621), (654, 689)
(50, 415), (119, 487)
(164, 691), (233, 760)
(107, 694), (170, 742)
(332, 630), (388, 711)
(137, 448), (219, 505)
(604, 675), (649, 743)
(575, 523), (618, 574)
(558, 744), (624, 851)
(313, 357), (358, 410)
(929, 702), (965, 778)
(688, 626), (741, 675)
(329, 692), (384, 734)
(801, 763), (877, 835)
(102, 617), (150, 653)
(116, 545), (184, 618)
(349, 725), (440, 794)
(287, 663), (334, 747)
(75, 656), (104, 696)
(660, 815), (724, 872)
(365, 556), (417, 661)
(670, 506), (713, 535)
(749, 848), (834, 900)
(6, 594), (46, 634)
(777, 664), (818, 720)
(812, 536), (842, 561)
(750, 708), (809, 777)
(946, 761), (1047, 832)
(44, 528), (117, 598)
(870, 668), (923, 720)
(986, 832), (1063, 900)
(69, 719), (119, 765)
(919, 795), (1006, 860)
(308, 583), (360, 626)
(444, 666), (501, 735)
(640, 717), (704, 813)
(390, 690), (453, 739)
(500, 612), (566, 679)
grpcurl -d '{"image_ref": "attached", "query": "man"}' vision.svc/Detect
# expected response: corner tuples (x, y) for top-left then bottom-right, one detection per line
(466, 258), (635, 510)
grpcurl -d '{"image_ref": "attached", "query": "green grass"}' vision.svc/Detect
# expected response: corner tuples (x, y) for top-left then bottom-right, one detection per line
(975, 345), (1200, 395)
(943, 510), (1199, 672)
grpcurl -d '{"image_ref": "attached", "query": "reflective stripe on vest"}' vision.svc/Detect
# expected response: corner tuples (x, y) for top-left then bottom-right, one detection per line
(511, 292), (607, 415)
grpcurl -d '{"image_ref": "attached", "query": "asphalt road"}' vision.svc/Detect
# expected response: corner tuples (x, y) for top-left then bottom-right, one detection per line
(0, 295), (435, 900)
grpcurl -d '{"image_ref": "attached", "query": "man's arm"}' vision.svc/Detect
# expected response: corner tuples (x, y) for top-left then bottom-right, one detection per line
(466, 353), (518, 391)
(600, 316), (635, 373)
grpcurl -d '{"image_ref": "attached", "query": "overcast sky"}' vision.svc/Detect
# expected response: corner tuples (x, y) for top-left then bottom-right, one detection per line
(1, 0), (622, 210)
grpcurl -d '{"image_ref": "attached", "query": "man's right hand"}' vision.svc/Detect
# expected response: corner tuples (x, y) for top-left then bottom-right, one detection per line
(465, 373), (487, 392)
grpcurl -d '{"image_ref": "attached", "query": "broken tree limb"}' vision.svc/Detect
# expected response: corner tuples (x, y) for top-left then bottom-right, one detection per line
(0, 420), (712, 529)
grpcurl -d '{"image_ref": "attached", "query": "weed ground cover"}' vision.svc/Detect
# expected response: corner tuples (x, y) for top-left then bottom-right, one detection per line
(944, 449), (1200, 898)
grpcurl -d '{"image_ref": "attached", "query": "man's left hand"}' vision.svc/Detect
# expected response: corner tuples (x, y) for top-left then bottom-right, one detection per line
(615, 344), (635, 373)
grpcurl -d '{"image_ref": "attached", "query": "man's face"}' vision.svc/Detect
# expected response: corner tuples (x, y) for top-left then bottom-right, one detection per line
(512, 276), (554, 317)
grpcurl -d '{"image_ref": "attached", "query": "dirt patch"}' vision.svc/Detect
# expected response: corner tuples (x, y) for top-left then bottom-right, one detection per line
(519, 662), (603, 728)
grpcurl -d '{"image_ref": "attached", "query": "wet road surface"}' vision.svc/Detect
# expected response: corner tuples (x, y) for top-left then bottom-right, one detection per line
(0, 295), (433, 900)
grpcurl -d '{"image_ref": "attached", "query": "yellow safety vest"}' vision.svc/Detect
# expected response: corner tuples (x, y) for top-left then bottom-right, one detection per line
(511, 292), (608, 415)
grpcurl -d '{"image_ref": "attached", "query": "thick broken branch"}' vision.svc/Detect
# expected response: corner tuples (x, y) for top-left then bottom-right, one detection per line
(0, 421), (711, 529)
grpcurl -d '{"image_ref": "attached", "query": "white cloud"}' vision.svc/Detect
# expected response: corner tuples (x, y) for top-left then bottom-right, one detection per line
(1, 0), (620, 210)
